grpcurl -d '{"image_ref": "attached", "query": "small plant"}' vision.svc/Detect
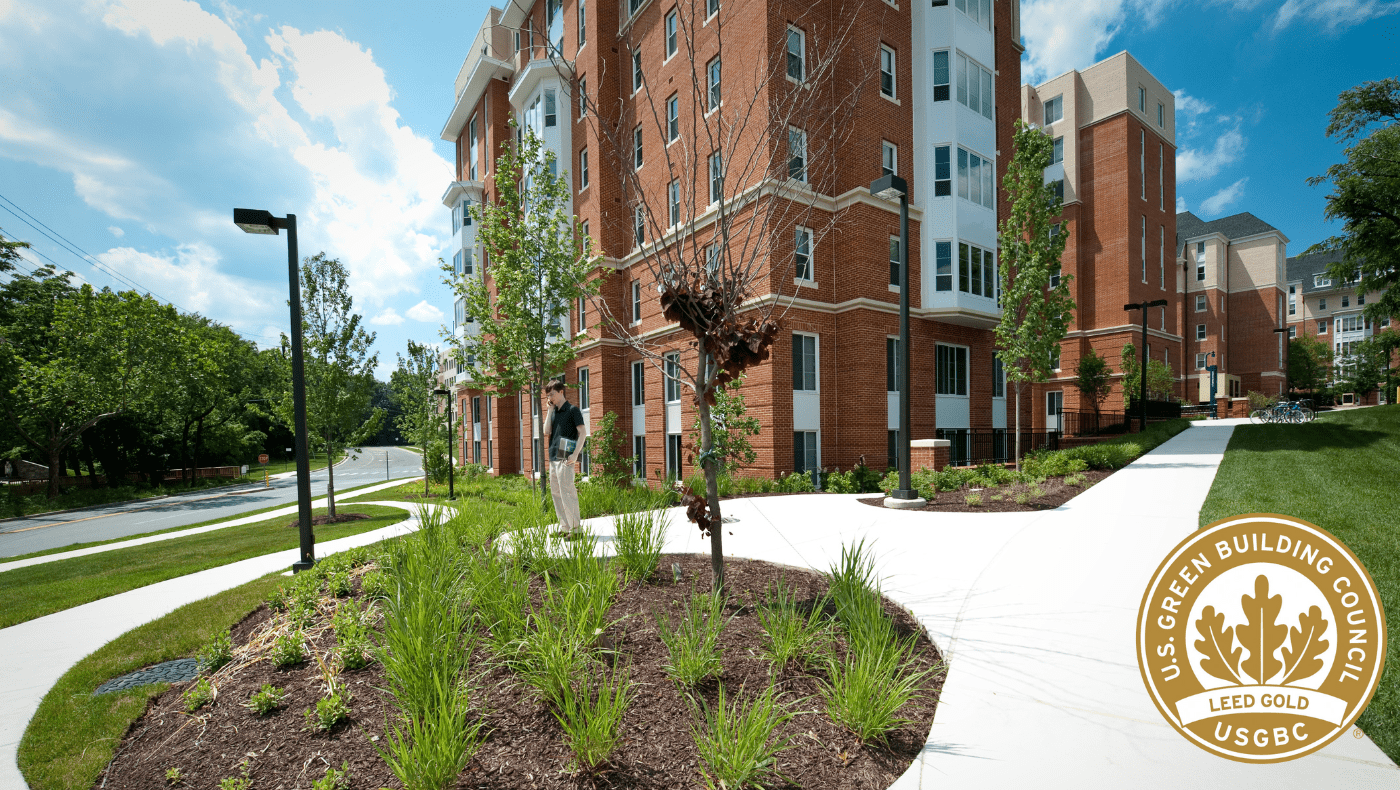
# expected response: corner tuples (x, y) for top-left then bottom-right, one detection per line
(1014, 492), (1030, 506)
(828, 540), (895, 653)
(358, 568), (388, 599)
(217, 759), (252, 790)
(989, 493), (1003, 502)
(821, 640), (935, 744)
(333, 601), (374, 671)
(1064, 472), (1086, 487)
(755, 580), (831, 668)
(614, 497), (668, 582)
(552, 666), (633, 773)
(325, 567), (353, 597)
(182, 677), (213, 712)
(164, 766), (182, 785)
(197, 629), (233, 673)
(245, 683), (286, 716)
(304, 685), (353, 732)
(267, 584), (291, 612)
(775, 470), (817, 493)
(270, 631), (306, 668)
(656, 588), (728, 685)
(312, 761), (351, 790)
(964, 492), (983, 507)
(1029, 485), (1045, 498)
(693, 683), (795, 790)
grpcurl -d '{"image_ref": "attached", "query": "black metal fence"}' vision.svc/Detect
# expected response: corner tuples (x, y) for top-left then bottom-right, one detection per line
(936, 428), (1060, 467)
(1057, 410), (1128, 436)
(1180, 404), (1217, 419)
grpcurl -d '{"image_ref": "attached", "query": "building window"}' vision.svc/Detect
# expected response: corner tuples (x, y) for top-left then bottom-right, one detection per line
(1049, 264), (1061, 289)
(707, 0), (719, 17)
(993, 356), (1005, 398)
(631, 359), (645, 406)
(1196, 324), (1206, 341)
(1043, 95), (1062, 125)
(1050, 346), (1061, 371)
(454, 250), (463, 276)
(880, 46), (895, 98)
(889, 236), (900, 286)
(1196, 241), (1206, 282)
(792, 333), (817, 391)
(935, 344), (968, 396)
(664, 94), (679, 142)
(632, 48), (643, 94)
(793, 431), (818, 480)
(886, 337), (899, 391)
(705, 244), (720, 279)
(578, 366), (590, 409)
(1158, 102), (1165, 127)
(1314, 274), (1332, 288)
(1318, 319), (1328, 334)
(1319, 298), (1327, 311)
(1196, 352), (1207, 370)
(1341, 295), (1350, 308)
(579, 147), (589, 188)
(933, 145), (951, 196)
(634, 205), (644, 246)
(1359, 293), (1365, 305)
(788, 127), (807, 182)
(707, 58), (721, 111)
(954, 0), (991, 29)
(463, 249), (474, 276)
(580, 219), (589, 249)
(545, 89), (557, 126)
(795, 226), (813, 281)
(634, 125), (644, 169)
(956, 52), (993, 120)
(1288, 326), (1297, 338)
(577, 0), (586, 46)
(1051, 136), (1063, 164)
(709, 152), (723, 203)
(1140, 217), (1147, 282)
(1159, 225), (1165, 289)
(1288, 284), (1296, 315)
(1138, 86), (1146, 112)
(1158, 144), (1164, 210)
(1049, 179), (1064, 203)
(935, 240), (952, 291)
(632, 435), (646, 479)
(1196, 294), (1207, 312)
(957, 242), (996, 298)
(631, 279), (642, 323)
(957, 147), (994, 209)
(932, 50), (950, 101)
(664, 352), (681, 403)
(577, 295), (586, 333)
(668, 179), (680, 227)
(665, 10), (677, 58)
(787, 27), (805, 81)
(578, 74), (587, 117)
(882, 141), (897, 176)
(467, 116), (479, 181)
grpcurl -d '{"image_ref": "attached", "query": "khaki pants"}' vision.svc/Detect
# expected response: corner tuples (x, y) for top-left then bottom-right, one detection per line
(548, 458), (581, 532)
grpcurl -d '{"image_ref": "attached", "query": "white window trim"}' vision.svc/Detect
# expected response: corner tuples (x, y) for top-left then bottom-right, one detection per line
(794, 225), (815, 284)
(579, 147), (589, 189)
(882, 140), (898, 176)
(630, 280), (642, 325)
(879, 44), (897, 102)
(663, 9), (678, 62)
(792, 331), (820, 392)
(785, 25), (805, 84)
(935, 342), (971, 396)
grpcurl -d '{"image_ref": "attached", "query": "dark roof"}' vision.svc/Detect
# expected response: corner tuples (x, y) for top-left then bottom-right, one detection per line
(1175, 211), (1281, 248)
(1287, 250), (1347, 295)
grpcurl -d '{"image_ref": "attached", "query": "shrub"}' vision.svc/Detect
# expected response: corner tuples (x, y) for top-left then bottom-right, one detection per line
(1021, 451), (1088, 479)
(245, 683), (286, 716)
(182, 677), (213, 712)
(358, 569), (388, 600)
(965, 492), (983, 506)
(588, 411), (632, 484)
(270, 631), (306, 668)
(775, 470), (816, 493)
(821, 640), (933, 745)
(1014, 492), (1030, 506)
(325, 568), (353, 598)
(692, 683), (795, 790)
(333, 602), (374, 671)
(304, 686), (352, 732)
(197, 630), (233, 674)
(1247, 390), (1276, 411)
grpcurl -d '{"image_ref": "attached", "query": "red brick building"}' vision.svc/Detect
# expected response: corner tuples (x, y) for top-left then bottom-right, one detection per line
(437, 0), (1034, 481)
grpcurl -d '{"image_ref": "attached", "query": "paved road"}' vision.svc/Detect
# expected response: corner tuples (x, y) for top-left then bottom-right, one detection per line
(0, 447), (423, 558)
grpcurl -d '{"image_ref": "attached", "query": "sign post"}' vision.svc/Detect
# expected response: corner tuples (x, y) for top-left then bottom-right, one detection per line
(259, 453), (270, 487)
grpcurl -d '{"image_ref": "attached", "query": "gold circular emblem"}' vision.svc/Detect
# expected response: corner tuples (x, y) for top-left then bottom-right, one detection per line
(1136, 513), (1387, 762)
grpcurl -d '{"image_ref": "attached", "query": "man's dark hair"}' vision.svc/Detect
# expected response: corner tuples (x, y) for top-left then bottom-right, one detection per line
(544, 380), (566, 394)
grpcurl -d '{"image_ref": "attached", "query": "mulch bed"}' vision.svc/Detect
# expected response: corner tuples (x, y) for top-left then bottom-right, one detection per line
(96, 554), (944, 790)
(857, 469), (1114, 512)
(284, 512), (372, 528)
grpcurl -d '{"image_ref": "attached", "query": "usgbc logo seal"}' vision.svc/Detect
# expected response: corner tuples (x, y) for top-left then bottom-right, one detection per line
(1136, 514), (1386, 762)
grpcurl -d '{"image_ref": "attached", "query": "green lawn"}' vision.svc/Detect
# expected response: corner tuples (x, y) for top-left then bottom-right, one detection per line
(18, 572), (285, 790)
(1200, 404), (1400, 762)
(231, 449), (345, 483)
(0, 504), (407, 629)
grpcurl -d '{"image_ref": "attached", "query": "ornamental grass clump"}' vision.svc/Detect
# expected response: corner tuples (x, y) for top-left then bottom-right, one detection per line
(656, 587), (729, 686)
(755, 580), (831, 669)
(692, 683), (795, 790)
(613, 495), (669, 583)
(552, 665), (633, 774)
(516, 580), (603, 708)
(466, 545), (531, 653)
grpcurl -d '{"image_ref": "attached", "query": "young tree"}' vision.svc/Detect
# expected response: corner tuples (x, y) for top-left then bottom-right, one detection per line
(1305, 78), (1400, 323)
(1074, 348), (1113, 420)
(274, 253), (383, 518)
(1120, 343), (1175, 407)
(996, 120), (1075, 468)
(452, 124), (602, 506)
(1336, 336), (1389, 401)
(1289, 335), (1333, 396)
(390, 340), (447, 497)
(686, 374), (759, 478)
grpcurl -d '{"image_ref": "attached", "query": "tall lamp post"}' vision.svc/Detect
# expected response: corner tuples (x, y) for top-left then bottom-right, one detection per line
(234, 208), (315, 572)
(870, 174), (924, 507)
(1124, 299), (1169, 433)
(433, 388), (457, 501)
(1273, 327), (1291, 398)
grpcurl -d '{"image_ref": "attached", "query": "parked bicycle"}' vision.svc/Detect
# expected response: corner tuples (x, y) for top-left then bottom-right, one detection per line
(1249, 400), (1315, 425)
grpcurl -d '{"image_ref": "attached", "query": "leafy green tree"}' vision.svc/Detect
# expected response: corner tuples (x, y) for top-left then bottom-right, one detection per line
(451, 123), (602, 503)
(1289, 335), (1333, 396)
(274, 253), (383, 517)
(995, 119), (1075, 468)
(0, 229), (30, 273)
(164, 315), (258, 486)
(390, 340), (446, 496)
(1335, 334), (1391, 400)
(686, 374), (759, 477)
(1120, 343), (1176, 407)
(1306, 78), (1400, 323)
(1074, 348), (1113, 418)
(587, 411), (631, 483)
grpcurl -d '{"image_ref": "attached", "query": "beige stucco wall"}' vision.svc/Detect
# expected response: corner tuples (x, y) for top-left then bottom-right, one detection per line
(1228, 236), (1286, 292)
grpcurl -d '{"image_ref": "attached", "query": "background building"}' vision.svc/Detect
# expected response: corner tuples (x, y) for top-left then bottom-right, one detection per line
(1286, 250), (1392, 405)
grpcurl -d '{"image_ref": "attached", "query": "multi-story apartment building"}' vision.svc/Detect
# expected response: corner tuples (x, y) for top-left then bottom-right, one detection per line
(1175, 211), (1289, 403)
(1021, 52), (1181, 426)
(437, 0), (1032, 480)
(1286, 250), (1392, 405)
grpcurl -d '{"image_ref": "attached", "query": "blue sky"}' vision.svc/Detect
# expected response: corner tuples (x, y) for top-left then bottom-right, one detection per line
(0, 0), (1395, 380)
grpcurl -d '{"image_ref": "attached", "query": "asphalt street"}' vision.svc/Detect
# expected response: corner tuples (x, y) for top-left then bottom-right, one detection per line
(0, 446), (424, 558)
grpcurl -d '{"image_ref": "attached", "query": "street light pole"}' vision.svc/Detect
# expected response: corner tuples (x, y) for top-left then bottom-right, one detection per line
(234, 208), (315, 572)
(1273, 327), (1290, 397)
(870, 174), (923, 507)
(1124, 299), (1169, 433)
(434, 389), (456, 501)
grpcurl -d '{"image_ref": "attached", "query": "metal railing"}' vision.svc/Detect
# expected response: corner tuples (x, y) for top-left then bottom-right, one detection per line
(1056, 409), (1129, 436)
(937, 428), (1060, 467)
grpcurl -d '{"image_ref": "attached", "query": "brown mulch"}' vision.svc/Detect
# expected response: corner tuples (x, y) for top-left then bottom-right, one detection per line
(857, 469), (1114, 512)
(96, 555), (945, 790)
(283, 512), (371, 528)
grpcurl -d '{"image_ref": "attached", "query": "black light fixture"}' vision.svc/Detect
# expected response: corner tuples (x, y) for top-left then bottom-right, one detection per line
(234, 208), (315, 572)
(870, 174), (921, 506)
(1124, 298), (1170, 433)
(433, 388), (457, 501)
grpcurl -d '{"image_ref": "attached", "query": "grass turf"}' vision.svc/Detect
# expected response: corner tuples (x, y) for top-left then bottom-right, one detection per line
(0, 504), (407, 629)
(17, 572), (285, 790)
(1199, 404), (1400, 763)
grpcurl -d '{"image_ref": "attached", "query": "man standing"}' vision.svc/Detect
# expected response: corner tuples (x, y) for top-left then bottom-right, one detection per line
(544, 380), (588, 534)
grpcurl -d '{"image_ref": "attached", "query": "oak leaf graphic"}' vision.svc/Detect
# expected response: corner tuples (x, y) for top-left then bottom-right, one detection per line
(1281, 605), (1330, 685)
(1194, 606), (1244, 684)
(1236, 575), (1288, 684)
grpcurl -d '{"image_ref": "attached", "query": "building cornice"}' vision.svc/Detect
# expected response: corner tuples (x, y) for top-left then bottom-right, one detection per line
(441, 56), (514, 142)
(1066, 324), (1182, 343)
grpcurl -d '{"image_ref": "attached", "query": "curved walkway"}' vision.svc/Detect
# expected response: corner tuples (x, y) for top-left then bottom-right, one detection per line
(4, 421), (1396, 788)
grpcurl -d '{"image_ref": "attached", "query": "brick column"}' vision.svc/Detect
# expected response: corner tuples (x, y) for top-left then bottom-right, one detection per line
(909, 438), (951, 472)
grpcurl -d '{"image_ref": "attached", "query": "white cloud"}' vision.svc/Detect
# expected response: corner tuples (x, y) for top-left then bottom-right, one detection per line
(370, 308), (405, 326)
(1171, 89), (1215, 137)
(1200, 177), (1249, 216)
(405, 300), (444, 322)
(1020, 0), (1181, 83)
(1176, 195), (1187, 214)
(1272, 0), (1400, 34)
(107, 225), (124, 237)
(1176, 128), (1246, 183)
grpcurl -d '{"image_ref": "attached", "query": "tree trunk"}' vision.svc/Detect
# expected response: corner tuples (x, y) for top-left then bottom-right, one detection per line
(696, 394), (725, 594)
(178, 421), (192, 487)
(46, 446), (61, 500)
(81, 442), (99, 489)
(191, 418), (207, 488)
